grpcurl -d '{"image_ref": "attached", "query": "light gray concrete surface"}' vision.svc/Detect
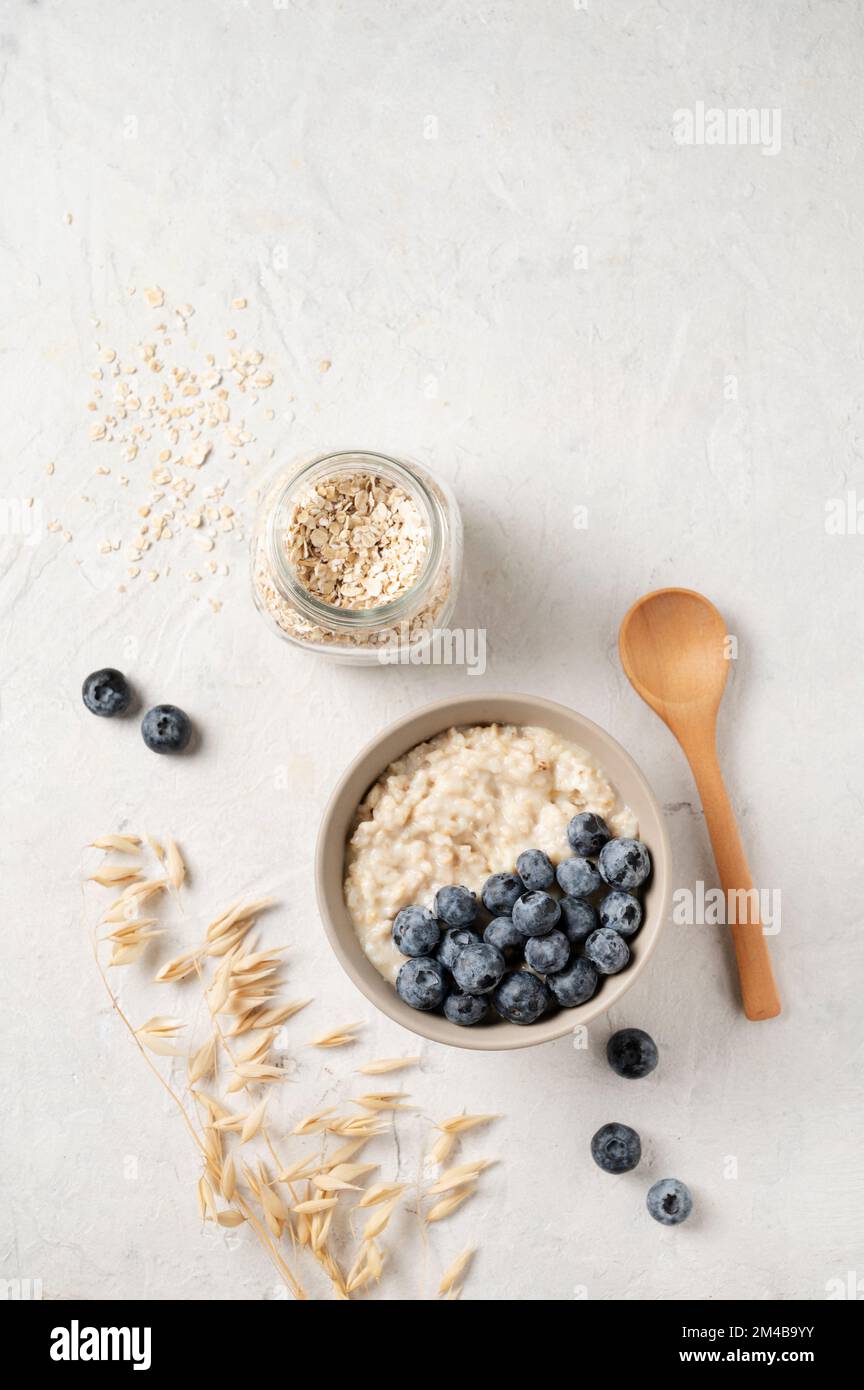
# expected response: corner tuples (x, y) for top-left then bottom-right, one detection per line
(1, 0), (862, 1301)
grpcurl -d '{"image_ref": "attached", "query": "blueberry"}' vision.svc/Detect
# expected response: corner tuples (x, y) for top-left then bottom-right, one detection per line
(483, 917), (524, 963)
(452, 942), (505, 995)
(585, 927), (631, 975)
(599, 891), (643, 938)
(556, 855), (602, 899)
(481, 872), (523, 917)
(547, 956), (598, 1007)
(524, 929), (570, 975)
(590, 1122), (641, 1174)
(516, 849), (555, 892)
(396, 956), (448, 1011)
(435, 884), (478, 928)
(141, 704), (192, 754)
(82, 668), (132, 717)
(444, 991), (489, 1027)
(558, 897), (599, 946)
(437, 926), (477, 971)
(598, 838), (651, 890)
(392, 906), (440, 958)
(567, 812), (611, 857)
(492, 970), (550, 1025)
(647, 1178), (692, 1225)
(606, 1027), (658, 1079)
(512, 891), (561, 938)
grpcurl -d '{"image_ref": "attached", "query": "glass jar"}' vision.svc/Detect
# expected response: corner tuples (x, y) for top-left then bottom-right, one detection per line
(250, 449), (463, 664)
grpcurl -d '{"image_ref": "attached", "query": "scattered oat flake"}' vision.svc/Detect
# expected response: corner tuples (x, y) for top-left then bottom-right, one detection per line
(232, 297), (247, 309)
(144, 286), (165, 308)
(319, 359), (331, 372)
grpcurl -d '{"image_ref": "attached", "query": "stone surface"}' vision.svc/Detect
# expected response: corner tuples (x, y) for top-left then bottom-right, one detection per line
(1, 0), (862, 1302)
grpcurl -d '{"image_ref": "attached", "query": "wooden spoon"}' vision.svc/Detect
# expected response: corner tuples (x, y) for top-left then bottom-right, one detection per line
(619, 587), (781, 1021)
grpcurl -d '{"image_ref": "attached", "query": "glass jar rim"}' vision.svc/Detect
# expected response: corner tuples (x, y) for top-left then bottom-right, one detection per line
(263, 450), (444, 630)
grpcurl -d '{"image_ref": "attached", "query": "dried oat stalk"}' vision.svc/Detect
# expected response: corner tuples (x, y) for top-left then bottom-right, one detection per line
(85, 831), (498, 1300)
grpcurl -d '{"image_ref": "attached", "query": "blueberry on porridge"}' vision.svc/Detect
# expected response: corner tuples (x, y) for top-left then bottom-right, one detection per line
(482, 872), (524, 918)
(516, 848), (555, 892)
(512, 890), (561, 938)
(555, 855), (602, 899)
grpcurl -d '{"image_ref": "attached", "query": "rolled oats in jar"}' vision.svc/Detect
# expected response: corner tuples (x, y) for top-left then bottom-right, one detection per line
(250, 451), (463, 663)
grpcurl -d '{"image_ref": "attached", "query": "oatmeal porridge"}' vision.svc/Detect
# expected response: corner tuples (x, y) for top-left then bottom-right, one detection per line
(344, 723), (638, 983)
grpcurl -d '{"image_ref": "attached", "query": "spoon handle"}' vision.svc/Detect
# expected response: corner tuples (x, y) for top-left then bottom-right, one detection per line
(682, 739), (781, 1021)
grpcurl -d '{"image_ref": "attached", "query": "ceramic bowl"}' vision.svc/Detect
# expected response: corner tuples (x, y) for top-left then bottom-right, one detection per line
(315, 693), (670, 1050)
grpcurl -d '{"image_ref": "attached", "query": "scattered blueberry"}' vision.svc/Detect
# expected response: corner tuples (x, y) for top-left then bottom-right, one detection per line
(444, 991), (489, 1027)
(392, 905), (440, 958)
(555, 855), (602, 899)
(512, 890), (561, 938)
(437, 926), (477, 971)
(396, 956), (448, 1011)
(492, 970), (550, 1025)
(483, 916), (524, 963)
(585, 927), (631, 975)
(558, 896), (599, 946)
(567, 812), (611, 857)
(82, 668), (132, 717)
(481, 872), (524, 917)
(141, 704), (192, 754)
(598, 837), (651, 890)
(646, 1178), (692, 1225)
(452, 942), (506, 995)
(591, 1122), (641, 1174)
(435, 884), (478, 928)
(524, 929), (570, 975)
(606, 1027), (658, 1079)
(516, 848), (555, 892)
(599, 891), (643, 937)
(547, 956), (598, 1007)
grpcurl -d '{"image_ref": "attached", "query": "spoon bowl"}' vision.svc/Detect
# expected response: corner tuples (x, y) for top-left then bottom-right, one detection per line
(620, 588), (728, 714)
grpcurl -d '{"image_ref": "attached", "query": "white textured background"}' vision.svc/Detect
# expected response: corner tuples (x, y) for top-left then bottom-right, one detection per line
(1, 0), (862, 1301)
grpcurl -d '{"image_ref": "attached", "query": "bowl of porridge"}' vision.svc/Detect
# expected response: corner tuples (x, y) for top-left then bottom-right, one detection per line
(315, 693), (671, 1050)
